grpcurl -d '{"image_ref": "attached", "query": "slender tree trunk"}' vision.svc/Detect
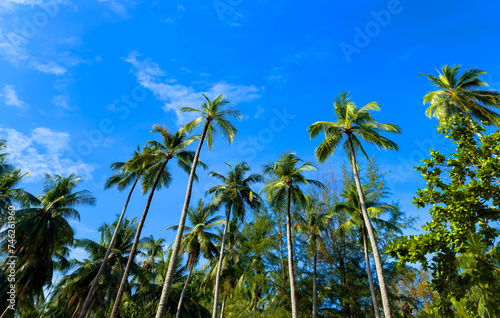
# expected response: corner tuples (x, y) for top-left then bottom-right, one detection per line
(212, 208), (231, 318)
(219, 294), (227, 318)
(312, 252), (317, 318)
(278, 215), (287, 294)
(155, 122), (209, 318)
(253, 285), (260, 311)
(175, 260), (194, 318)
(286, 186), (299, 318)
(347, 136), (392, 318)
(110, 160), (168, 318)
(79, 177), (139, 318)
(363, 226), (381, 318)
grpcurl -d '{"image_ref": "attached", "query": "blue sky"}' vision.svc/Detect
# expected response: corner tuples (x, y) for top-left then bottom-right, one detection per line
(1, 0), (500, 258)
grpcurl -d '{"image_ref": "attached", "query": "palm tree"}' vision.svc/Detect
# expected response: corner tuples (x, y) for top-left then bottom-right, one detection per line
(167, 199), (222, 318)
(206, 162), (262, 318)
(335, 184), (401, 318)
(110, 125), (200, 318)
(46, 216), (145, 317)
(261, 153), (323, 318)
(156, 94), (241, 318)
(0, 174), (95, 314)
(140, 236), (166, 272)
(308, 92), (402, 317)
(420, 65), (500, 138)
(294, 197), (331, 318)
(201, 219), (244, 318)
(0, 140), (31, 217)
(79, 146), (148, 318)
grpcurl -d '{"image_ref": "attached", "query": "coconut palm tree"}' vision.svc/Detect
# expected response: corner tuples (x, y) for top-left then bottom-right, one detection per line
(335, 184), (401, 318)
(156, 94), (241, 318)
(0, 140), (31, 218)
(79, 146), (148, 318)
(140, 236), (166, 272)
(308, 92), (402, 317)
(419, 65), (500, 137)
(201, 219), (244, 318)
(294, 197), (331, 318)
(167, 199), (222, 318)
(110, 125), (201, 318)
(46, 216), (145, 318)
(0, 174), (95, 314)
(206, 162), (262, 318)
(261, 153), (323, 318)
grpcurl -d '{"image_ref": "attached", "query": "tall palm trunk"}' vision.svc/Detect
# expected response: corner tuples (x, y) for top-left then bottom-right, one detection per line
(79, 177), (139, 318)
(363, 225), (381, 318)
(252, 285), (260, 311)
(219, 294), (227, 318)
(156, 122), (209, 318)
(212, 208), (231, 318)
(312, 252), (317, 318)
(286, 186), (299, 318)
(347, 136), (392, 318)
(176, 258), (194, 318)
(110, 161), (168, 318)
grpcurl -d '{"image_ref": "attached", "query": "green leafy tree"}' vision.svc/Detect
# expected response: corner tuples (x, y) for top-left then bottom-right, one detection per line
(156, 94), (241, 318)
(206, 162), (262, 318)
(262, 153), (323, 318)
(110, 125), (200, 318)
(308, 92), (401, 318)
(388, 115), (500, 316)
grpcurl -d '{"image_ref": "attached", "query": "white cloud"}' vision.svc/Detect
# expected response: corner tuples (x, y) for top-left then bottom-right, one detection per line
(31, 60), (67, 75)
(98, 0), (136, 19)
(124, 51), (263, 125)
(254, 105), (265, 119)
(0, 127), (95, 180)
(51, 94), (71, 109)
(1, 84), (28, 109)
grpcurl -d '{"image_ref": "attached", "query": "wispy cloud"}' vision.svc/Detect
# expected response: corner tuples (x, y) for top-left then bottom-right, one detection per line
(31, 60), (67, 75)
(0, 127), (95, 180)
(124, 51), (263, 125)
(1, 84), (28, 110)
(98, 0), (137, 19)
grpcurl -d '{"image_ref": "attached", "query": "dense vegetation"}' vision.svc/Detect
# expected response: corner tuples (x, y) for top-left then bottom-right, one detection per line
(1, 65), (499, 317)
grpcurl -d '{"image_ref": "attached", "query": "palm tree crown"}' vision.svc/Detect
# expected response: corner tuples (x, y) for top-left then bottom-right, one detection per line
(180, 94), (242, 151)
(308, 92), (402, 163)
(420, 65), (500, 125)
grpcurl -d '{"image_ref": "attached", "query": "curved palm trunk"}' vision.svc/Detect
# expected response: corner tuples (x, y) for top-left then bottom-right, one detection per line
(347, 136), (392, 318)
(312, 252), (317, 318)
(156, 122), (209, 318)
(176, 260), (194, 318)
(212, 208), (231, 318)
(79, 177), (139, 318)
(286, 186), (299, 318)
(363, 226), (381, 318)
(110, 160), (168, 318)
(220, 294), (227, 318)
